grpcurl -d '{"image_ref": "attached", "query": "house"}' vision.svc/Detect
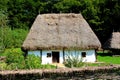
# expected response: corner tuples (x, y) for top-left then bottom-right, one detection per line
(22, 13), (101, 64)
(103, 32), (120, 54)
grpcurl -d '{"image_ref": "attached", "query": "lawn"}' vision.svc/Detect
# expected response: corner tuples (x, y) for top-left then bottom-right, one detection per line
(97, 55), (120, 64)
(97, 51), (120, 65)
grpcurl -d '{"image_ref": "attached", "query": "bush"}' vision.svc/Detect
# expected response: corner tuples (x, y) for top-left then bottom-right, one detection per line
(1, 48), (56, 70)
(64, 52), (84, 68)
(11, 29), (28, 48)
(0, 62), (7, 70)
(25, 54), (42, 69)
(5, 48), (25, 69)
(1, 28), (28, 49)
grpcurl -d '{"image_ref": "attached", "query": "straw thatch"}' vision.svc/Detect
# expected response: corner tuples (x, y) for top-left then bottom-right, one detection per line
(103, 32), (120, 49)
(22, 13), (101, 50)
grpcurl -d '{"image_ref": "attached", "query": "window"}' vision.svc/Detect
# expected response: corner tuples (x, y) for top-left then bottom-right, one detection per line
(47, 53), (51, 57)
(82, 52), (86, 57)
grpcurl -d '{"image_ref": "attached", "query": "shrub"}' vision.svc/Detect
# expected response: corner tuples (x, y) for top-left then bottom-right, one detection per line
(1, 28), (28, 49)
(0, 62), (7, 70)
(64, 52), (84, 68)
(11, 29), (28, 48)
(25, 54), (42, 69)
(5, 48), (25, 69)
(2, 48), (56, 70)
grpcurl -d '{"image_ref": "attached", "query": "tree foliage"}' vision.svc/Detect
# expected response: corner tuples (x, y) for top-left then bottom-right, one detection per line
(0, 0), (120, 48)
(2, 28), (28, 48)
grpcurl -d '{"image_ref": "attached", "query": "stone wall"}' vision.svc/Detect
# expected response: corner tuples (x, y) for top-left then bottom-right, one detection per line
(0, 65), (120, 80)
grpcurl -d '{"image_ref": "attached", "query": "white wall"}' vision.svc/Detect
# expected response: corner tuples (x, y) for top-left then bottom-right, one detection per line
(85, 50), (96, 62)
(28, 50), (63, 64)
(28, 51), (40, 57)
(41, 50), (63, 64)
(42, 51), (52, 64)
(28, 49), (96, 64)
(64, 50), (96, 62)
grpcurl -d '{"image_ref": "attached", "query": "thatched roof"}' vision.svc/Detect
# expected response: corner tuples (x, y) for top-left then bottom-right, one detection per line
(103, 32), (120, 49)
(22, 13), (101, 50)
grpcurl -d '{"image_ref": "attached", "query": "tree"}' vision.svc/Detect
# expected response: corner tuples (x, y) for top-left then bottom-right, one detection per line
(98, 0), (120, 43)
(1, 0), (120, 47)
(53, 0), (82, 13)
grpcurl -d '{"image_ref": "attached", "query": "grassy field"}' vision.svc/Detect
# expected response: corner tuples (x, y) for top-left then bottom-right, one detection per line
(97, 55), (120, 64)
(97, 51), (120, 65)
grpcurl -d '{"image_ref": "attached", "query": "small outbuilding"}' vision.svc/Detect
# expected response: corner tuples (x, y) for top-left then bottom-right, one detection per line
(103, 32), (120, 54)
(22, 13), (101, 64)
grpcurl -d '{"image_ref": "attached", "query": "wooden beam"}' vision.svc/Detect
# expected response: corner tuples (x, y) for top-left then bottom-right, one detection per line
(40, 49), (42, 61)
(63, 48), (65, 62)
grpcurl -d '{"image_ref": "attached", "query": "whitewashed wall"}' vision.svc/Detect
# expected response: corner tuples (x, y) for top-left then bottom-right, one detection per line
(64, 50), (96, 62)
(28, 49), (96, 64)
(41, 50), (63, 64)
(28, 50), (63, 64)
(28, 51), (40, 56)
(42, 51), (52, 64)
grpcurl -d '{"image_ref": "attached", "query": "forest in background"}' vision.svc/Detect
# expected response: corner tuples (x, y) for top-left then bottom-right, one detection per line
(0, 0), (120, 51)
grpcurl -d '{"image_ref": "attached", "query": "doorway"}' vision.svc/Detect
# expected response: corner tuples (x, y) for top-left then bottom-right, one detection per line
(52, 51), (59, 63)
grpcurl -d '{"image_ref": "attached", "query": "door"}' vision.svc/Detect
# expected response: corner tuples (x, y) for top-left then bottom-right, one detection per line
(52, 51), (59, 63)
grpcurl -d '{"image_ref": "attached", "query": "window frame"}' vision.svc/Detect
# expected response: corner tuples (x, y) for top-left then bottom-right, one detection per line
(81, 52), (86, 58)
(47, 53), (51, 58)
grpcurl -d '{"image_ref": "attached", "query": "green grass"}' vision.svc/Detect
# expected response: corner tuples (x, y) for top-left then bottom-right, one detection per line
(97, 55), (120, 64)
(97, 50), (120, 64)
